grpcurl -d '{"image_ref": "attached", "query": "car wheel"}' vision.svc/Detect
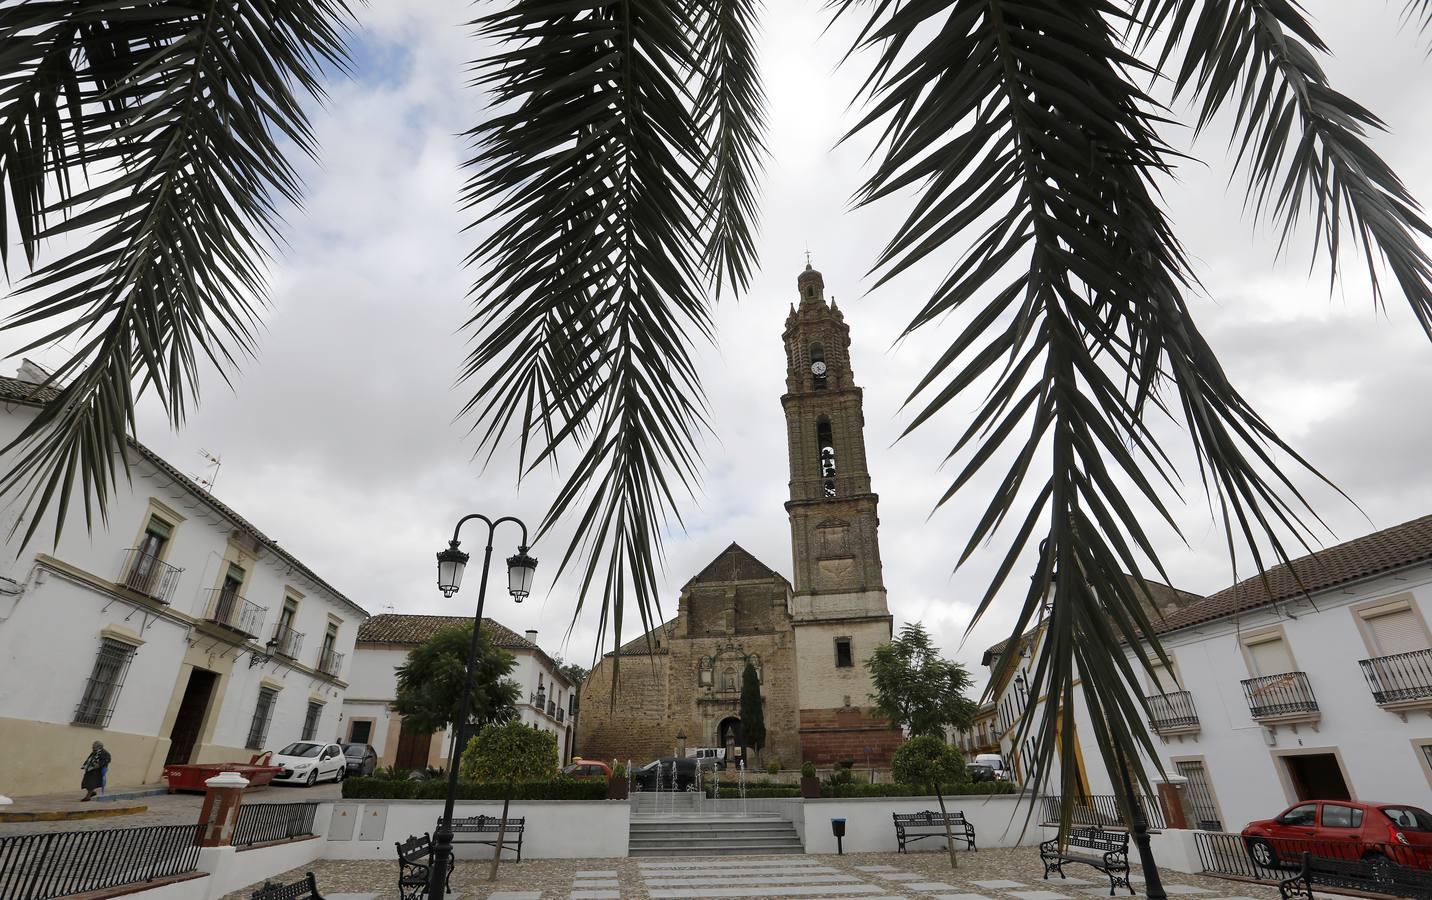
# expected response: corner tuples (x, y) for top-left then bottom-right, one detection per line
(334, 766), (345, 784)
(1247, 838), (1278, 869)
(306, 769), (318, 787)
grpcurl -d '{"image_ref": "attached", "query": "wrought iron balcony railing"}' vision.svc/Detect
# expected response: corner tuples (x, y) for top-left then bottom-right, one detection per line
(530, 690), (547, 709)
(1241, 671), (1319, 719)
(556, 707), (565, 723)
(318, 648), (345, 678)
(205, 589), (265, 638)
(272, 624), (304, 659)
(547, 700), (556, 717)
(1146, 690), (1200, 732)
(1360, 648), (1432, 705)
(118, 548), (183, 604)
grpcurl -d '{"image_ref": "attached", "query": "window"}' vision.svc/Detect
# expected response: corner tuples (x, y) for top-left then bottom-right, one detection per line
(301, 701), (323, 741)
(1175, 759), (1224, 831)
(247, 688), (278, 749)
(274, 597), (301, 657)
(1148, 656), (1180, 694)
(1280, 803), (1318, 826)
(319, 621), (339, 672)
(213, 563), (246, 624)
(348, 720), (372, 745)
(1245, 634), (1295, 677)
(810, 343), (827, 389)
(1322, 804), (1363, 829)
(834, 637), (854, 668)
(1361, 603), (1428, 656)
(817, 417), (837, 497)
(126, 515), (173, 594)
(74, 638), (138, 726)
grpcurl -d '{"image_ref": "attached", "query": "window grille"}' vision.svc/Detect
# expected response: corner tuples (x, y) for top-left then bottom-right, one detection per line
(74, 638), (137, 726)
(247, 687), (278, 749)
(301, 701), (322, 741)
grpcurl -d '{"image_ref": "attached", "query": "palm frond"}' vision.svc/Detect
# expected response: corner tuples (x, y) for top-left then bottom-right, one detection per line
(0, 0), (352, 545)
(1134, 0), (1432, 333)
(839, 0), (1333, 827)
(460, 0), (764, 672)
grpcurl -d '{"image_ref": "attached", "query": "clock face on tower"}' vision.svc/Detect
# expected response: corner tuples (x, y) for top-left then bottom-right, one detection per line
(811, 361), (827, 376)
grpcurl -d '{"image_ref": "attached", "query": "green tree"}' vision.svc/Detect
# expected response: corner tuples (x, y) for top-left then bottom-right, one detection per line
(392, 625), (520, 749)
(891, 736), (969, 870)
(460, 722), (557, 880)
(738, 662), (765, 765)
(867, 623), (977, 739)
(5, 0), (1431, 830)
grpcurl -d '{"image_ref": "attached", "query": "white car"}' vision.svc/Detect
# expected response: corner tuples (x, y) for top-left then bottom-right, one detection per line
(271, 741), (346, 786)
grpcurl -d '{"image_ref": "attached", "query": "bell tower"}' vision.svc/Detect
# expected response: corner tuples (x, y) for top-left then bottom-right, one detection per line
(782, 261), (899, 765)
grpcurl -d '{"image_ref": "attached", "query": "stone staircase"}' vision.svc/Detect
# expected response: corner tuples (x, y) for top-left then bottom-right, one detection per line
(628, 816), (804, 857)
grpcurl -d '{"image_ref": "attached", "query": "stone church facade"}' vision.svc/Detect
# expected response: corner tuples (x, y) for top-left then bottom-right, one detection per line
(577, 263), (905, 768)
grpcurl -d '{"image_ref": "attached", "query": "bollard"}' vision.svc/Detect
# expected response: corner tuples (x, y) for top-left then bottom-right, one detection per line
(197, 771), (250, 847)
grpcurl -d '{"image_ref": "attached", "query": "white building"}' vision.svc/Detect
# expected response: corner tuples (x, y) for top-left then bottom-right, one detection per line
(0, 365), (369, 797)
(965, 515), (1432, 834)
(343, 614), (576, 771)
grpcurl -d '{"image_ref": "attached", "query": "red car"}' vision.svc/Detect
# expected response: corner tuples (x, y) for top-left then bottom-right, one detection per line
(1242, 800), (1432, 869)
(561, 759), (613, 781)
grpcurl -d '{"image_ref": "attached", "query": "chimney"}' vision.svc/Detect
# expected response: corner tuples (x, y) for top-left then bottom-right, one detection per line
(524, 629), (538, 645)
(16, 359), (51, 385)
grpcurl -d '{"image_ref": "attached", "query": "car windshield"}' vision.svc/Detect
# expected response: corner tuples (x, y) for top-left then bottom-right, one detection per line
(278, 742), (321, 758)
(342, 745), (366, 757)
(561, 764), (580, 775)
(1383, 807), (1432, 831)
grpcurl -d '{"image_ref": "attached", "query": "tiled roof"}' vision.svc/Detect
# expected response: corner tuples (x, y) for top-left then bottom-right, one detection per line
(686, 542), (787, 587)
(1152, 514), (1432, 635)
(357, 613), (573, 686)
(0, 374), (368, 618)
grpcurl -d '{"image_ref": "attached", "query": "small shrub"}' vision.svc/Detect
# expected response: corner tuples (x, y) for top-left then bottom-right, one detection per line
(612, 763), (627, 779)
(824, 767), (854, 787)
(801, 761), (816, 778)
(766, 761), (780, 776)
(818, 781), (1016, 798)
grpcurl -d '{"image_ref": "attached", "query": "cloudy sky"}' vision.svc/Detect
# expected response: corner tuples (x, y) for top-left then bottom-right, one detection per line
(5, 1), (1432, 686)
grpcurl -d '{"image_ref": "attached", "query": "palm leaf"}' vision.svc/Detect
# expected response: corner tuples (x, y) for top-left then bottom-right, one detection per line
(837, 0), (1336, 830)
(458, 0), (765, 680)
(1134, 0), (1432, 333)
(0, 0), (352, 545)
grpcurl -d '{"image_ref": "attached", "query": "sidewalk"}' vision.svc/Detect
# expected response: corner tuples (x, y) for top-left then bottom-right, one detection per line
(0, 781), (340, 832)
(0, 783), (165, 823)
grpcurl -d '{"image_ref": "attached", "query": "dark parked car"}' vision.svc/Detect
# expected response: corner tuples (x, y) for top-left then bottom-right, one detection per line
(341, 743), (378, 777)
(633, 757), (698, 792)
(966, 763), (996, 783)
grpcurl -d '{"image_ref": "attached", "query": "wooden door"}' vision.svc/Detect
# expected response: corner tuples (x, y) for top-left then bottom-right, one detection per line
(394, 718), (432, 771)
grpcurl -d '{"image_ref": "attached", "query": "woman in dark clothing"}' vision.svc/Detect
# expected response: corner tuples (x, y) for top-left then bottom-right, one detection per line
(81, 741), (110, 801)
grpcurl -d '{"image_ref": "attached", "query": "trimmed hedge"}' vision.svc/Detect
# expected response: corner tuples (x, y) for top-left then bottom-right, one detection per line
(343, 777), (607, 801)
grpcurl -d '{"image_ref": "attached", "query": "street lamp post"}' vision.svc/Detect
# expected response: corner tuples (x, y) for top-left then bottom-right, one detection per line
(428, 513), (537, 899)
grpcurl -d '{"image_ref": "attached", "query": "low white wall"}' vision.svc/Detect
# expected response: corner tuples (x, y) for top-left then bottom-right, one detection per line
(114, 874), (211, 900)
(322, 800), (630, 859)
(802, 794), (1044, 854)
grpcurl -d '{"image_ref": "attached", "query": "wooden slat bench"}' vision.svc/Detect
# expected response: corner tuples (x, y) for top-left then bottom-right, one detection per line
(251, 872), (323, 900)
(444, 815), (526, 862)
(892, 810), (977, 853)
(396, 833), (453, 900)
(1040, 826), (1134, 896)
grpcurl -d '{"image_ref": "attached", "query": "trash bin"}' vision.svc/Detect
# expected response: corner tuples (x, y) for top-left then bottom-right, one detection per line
(831, 817), (847, 854)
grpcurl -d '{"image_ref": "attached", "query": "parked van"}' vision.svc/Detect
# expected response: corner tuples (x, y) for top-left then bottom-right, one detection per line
(688, 747), (726, 769)
(972, 753), (1012, 781)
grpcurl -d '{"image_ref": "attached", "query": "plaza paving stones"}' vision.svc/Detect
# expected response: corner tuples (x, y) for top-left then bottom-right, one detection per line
(1007, 891), (1071, 900)
(221, 847), (1289, 900)
(876, 874), (925, 881)
(1158, 888), (1210, 895)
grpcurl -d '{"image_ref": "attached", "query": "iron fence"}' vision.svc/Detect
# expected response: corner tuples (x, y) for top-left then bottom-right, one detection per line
(118, 548), (183, 604)
(205, 588), (266, 637)
(1146, 690), (1200, 732)
(0, 823), (201, 900)
(1040, 794), (1167, 831)
(231, 802), (318, 847)
(1240, 672), (1319, 719)
(1361, 648), (1432, 705)
(1193, 830), (1432, 891)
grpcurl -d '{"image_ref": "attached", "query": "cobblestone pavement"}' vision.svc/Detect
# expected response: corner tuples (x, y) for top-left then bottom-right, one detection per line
(0, 783), (341, 835)
(223, 848), (1285, 900)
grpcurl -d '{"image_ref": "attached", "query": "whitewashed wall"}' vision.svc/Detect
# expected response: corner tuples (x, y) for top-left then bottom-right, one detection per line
(321, 799), (630, 859)
(801, 794), (1044, 854)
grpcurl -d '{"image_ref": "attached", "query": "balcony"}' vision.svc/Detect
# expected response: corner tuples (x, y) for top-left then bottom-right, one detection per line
(272, 624), (304, 659)
(547, 700), (556, 717)
(556, 707), (565, 723)
(1360, 648), (1432, 708)
(118, 548), (183, 604)
(1241, 671), (1319, 722)
(204, 588), (265, 638)
(318, 648), (345, 678)
(1146, 690), (1200, 734)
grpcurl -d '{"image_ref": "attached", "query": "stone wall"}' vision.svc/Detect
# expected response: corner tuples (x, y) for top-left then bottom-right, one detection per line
(576, 649), (673, 766)
(797, 706), (904, 766)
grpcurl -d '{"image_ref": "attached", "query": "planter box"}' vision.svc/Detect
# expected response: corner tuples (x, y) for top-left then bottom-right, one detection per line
(607, 779), (628, 800)
(800, 776), (821, 799)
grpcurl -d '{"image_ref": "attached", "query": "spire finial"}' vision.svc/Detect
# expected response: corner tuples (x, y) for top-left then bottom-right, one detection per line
(803, 246), (812, 270)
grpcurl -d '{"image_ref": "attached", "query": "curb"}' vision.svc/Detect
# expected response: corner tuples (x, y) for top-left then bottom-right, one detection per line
(0, 804), (148, 823)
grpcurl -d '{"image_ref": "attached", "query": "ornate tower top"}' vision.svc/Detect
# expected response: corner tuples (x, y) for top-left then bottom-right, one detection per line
(797, 260), (825, 306)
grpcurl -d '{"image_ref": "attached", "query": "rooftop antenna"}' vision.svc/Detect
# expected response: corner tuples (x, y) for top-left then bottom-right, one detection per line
(191, 449), (222, 493)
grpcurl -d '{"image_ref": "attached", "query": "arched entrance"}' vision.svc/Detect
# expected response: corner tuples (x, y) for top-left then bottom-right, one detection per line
(718, 716), (742, 754)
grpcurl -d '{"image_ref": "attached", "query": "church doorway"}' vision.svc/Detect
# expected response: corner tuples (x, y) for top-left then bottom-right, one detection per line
(718, 716), (742, 755)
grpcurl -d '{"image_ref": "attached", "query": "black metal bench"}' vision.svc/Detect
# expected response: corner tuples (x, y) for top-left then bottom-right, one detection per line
(397, 833), (453, 900)
(1279, 851), (1432, 900)
(892, 810), (977, 853)
(444, 814), (525, 862)
(251, 872), (323, 900)
(1040, 826), (1134, 896)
